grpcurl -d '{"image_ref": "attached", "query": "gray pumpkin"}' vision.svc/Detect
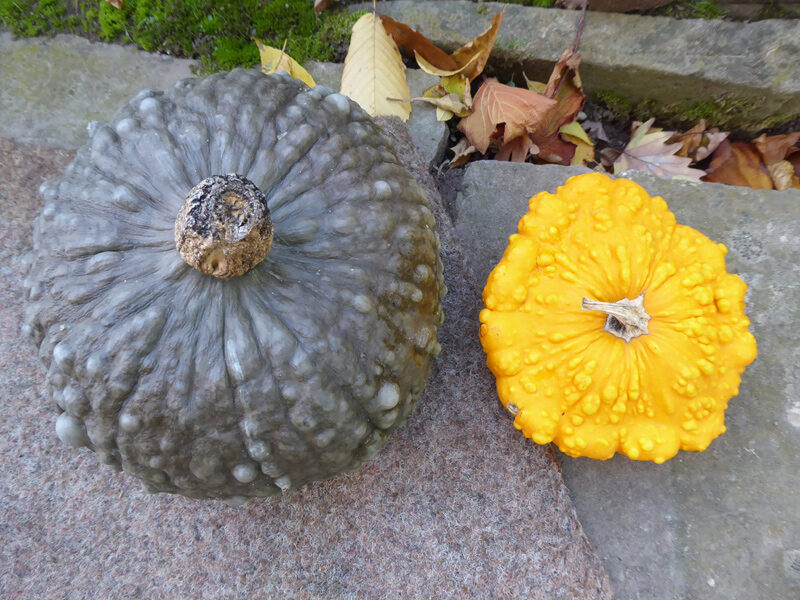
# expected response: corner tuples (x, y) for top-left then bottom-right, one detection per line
(23, 69), (445, 501)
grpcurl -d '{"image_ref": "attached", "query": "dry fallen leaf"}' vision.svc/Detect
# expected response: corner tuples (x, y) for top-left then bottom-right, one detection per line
(458, 78), (557, 154)
(752, 132), (800, 189)
(448, 8), (505, 82)
(405, 93), (472, 119)
(669, 119), (728, 162)
(380, 15), (458, 71)
(496, 135), (538, 163)
(752, 132), (800, 165)
(413, 8), (504, 122)
(340, 13), (411, 121)
(582, 119), (609, 143)
(256, 40), (316, 88)
(703, 140), (773, 189)
(560, 121), (594, 166)
(541, 50), (586, 139)
(103, 0), (123, 8)
(448, 138), (478, 169)
(614, 118), (705, 180)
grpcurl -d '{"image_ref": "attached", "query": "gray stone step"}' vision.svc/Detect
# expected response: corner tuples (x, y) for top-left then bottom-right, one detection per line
(0, 33), (447, 167)
(454, 160), (800, 600)
(359, 1), (800, 130)
(0, 32), (197, 148)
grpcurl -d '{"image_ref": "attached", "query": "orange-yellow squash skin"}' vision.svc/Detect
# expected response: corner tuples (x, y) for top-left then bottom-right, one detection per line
(479, 173), (757, 463)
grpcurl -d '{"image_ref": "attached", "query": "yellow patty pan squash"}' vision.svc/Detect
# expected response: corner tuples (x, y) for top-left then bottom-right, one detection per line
(479, 173), (757, 463)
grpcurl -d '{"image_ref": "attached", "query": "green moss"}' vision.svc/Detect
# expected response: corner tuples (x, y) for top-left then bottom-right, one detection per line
(648, 0), (726, 20)
(0, 0), (365, 73)
(595, 89), (632, 119)
(683, 100), (720, 123)
(98, 1), (130, 41)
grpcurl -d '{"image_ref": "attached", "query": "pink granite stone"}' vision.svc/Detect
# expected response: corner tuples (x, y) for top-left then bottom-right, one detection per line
(0, 135), (612, 599)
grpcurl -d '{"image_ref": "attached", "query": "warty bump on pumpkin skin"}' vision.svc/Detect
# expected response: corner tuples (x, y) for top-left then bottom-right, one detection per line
(479, 173), (757, 463)
(23, 70), (446, 500)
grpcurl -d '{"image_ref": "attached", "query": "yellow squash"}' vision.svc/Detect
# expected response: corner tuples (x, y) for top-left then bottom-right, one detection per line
(479, 173), (757, 463)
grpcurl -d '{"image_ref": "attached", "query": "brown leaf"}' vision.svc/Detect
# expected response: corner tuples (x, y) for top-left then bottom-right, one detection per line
(449, 8), (505, 82)
(496, 135), (538, 163)
(314, 0), (333, 12)
(448, 138), (478, 169)
(543, 50), (585, 134)
(103, 0), (123, 8)
(380, 15), (458, 71)
(669, 120), (728, 162)
(703, 141), (773, 189)
(458, 78), (556, 154)
(788, 152), (800, 179)
(614, 118), (705, 180)
(753, 132), (800, 166)
(537, 136), (576, 165)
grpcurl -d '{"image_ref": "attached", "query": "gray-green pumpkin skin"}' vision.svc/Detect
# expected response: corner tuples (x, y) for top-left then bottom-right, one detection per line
(23, 69), (445, 501)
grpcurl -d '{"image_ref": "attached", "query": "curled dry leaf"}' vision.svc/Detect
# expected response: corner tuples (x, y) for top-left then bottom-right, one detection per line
(256, 40), (316, 88)
(496, 135), (538, 163)
(614, 118), (705, 180)
(415, 8), (504, 121)
(448, 138), (478, 169)
(340, 13), (411, 121)
(444, 7), (505, 82)
(458, 78), (556, 155)
(380, 15), (458, 71)
(406, 93), (472, 119)
(669, 119), (728, 162)
(752, 132), (800, 165)
(103, 0), (123, 8)
(541, 50), (586, 139)
(752, 132), (800, 190)
(703, 140), (773, 189)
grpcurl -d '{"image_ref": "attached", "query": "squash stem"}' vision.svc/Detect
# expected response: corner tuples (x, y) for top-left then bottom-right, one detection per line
(581, 294), (651, 343)
(174, 174), (273, 278)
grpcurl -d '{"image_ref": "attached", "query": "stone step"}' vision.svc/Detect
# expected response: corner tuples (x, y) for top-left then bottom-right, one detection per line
(357, 0), (800, 131)
(454, 159), (800, 600)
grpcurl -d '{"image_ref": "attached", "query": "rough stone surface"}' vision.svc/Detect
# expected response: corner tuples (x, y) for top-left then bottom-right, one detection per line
(455, 160), (800, 600)
(361, 1), (800, 129)
(0, 33), (448, 168)
(1, 134), (612, 598)
(307, 61), (449, 167)
(0, 32), (197, 147)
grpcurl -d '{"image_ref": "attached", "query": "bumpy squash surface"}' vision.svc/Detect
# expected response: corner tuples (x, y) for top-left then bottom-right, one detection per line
(480, 173), (757, 463)
(24, 70), (445, 500)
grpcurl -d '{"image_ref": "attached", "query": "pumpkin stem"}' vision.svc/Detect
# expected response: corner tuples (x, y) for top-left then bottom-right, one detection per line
(581, 294), (651, 343)
(174, 174), (273, 278)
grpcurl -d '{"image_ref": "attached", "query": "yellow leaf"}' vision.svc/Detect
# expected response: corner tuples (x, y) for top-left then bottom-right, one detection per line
(408, 93), (471, 118)
(436, 108), (454, 122)
(559, 121), (593, 146)
(523, 73), (546, 94)
(415, 50), (481, 78)
(340, 13), (411, 121)
(414, 8), (503, 83)
(449, 8), (505, 82)
(559, 121), (594, 166)
(255, 40), (316, 88)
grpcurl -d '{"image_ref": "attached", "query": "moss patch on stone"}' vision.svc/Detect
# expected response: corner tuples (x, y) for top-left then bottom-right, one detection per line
(592, 89), (800, 133)
(0, 0), (366, 73)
